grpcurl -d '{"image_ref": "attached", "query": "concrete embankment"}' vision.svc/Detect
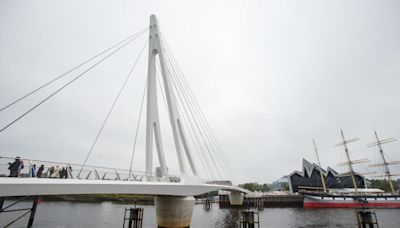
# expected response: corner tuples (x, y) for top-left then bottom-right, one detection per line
(219, 194), (304, 208)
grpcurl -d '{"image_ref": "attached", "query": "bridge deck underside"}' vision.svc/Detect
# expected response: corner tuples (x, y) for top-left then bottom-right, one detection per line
(0, 178), (246, 197)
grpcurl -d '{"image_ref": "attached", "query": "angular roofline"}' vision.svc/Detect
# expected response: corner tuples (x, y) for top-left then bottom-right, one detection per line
(288, 158), (366, 193)
(288, 158), (338, 179)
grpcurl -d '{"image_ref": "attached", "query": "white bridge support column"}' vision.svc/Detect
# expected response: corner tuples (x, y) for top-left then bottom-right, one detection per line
(228, 191), (244, 205)
(155, 196), (195, 228)
(145, 15), (168, 179)
(145, 14), (198, 179)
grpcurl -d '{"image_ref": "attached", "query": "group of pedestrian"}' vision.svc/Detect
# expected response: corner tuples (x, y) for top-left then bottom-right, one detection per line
(30, 164), (45, 177)
(45, 165), (71, 178)
(8, 157), (72, 179)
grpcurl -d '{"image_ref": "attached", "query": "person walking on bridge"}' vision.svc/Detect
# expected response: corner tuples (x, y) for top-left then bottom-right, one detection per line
(8, 162), (16, 177)
(48, 166), (55, 177)
(31, 164), (37, 177)
(50, 165), (60, 178)
(37, 164), (44, 178)
(8, 157), (24, 177)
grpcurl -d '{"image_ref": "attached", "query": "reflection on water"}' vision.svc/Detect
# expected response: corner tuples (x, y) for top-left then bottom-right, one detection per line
(192, 207), (240, 228)
(1, 200), (400, 228)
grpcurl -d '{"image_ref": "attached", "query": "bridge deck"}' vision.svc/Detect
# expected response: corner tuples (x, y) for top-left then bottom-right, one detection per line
(0, 178), (246, 197)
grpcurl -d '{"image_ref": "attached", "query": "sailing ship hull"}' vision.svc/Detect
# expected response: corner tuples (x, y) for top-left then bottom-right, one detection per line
(304, 194), (400, 208)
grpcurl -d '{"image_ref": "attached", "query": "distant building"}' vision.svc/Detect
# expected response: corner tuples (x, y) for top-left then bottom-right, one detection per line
(288, 159), (366, 193)
(272, 176), (289, 191)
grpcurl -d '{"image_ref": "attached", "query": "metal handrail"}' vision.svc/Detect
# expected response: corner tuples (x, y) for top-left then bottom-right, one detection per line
(0, 156), (234, 186)
(0, 156), (185, 183)
(0, 155), (144, 173)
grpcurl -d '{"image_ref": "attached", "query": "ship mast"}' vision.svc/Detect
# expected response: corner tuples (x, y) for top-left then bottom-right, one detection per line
(368, 131), (398, 194)
(335, 130), (368, 194)
(341, 130), (358, 193)
(313, 139), (327, 193)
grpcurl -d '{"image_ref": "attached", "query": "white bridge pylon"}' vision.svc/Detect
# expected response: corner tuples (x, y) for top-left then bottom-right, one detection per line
(145, 15), (197, 180)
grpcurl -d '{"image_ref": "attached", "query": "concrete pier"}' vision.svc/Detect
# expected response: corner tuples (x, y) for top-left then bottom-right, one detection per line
(155, 196), (195, 228)
(228, 191), (244, 205)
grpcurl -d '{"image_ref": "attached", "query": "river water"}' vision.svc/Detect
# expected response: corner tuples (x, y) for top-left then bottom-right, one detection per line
(1, 201), (400, 228)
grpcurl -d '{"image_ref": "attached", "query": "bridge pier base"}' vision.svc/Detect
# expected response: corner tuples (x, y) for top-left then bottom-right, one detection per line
(155, 196), (195, 228)
(229, 191), (244, 205)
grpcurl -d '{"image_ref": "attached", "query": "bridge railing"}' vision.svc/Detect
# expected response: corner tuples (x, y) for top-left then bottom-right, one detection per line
(0, 156), (181, 183)
(205, 180), (233, 186)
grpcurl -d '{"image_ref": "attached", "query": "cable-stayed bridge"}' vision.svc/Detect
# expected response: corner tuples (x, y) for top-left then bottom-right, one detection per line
(0, 156), (245, 197)
(0, 15), (247, 227)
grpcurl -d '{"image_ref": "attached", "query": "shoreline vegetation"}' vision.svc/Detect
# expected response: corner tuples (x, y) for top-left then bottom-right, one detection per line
(40, 194), (156, 205)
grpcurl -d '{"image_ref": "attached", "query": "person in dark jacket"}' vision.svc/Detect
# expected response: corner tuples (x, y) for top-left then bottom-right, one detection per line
(8, 157), (24, 177)
(60, 167), (66, 178)
(8, 162), (16, 177)
(15, 157), (24, 176)
(37, 165), (44, 178)
(49, 166), (55, 177)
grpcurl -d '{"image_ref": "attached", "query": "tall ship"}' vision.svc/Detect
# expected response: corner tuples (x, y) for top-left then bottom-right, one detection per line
(302, 130), (400, 208)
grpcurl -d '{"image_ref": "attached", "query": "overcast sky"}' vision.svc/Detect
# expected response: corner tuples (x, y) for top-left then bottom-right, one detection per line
(1, 0), (399, 183)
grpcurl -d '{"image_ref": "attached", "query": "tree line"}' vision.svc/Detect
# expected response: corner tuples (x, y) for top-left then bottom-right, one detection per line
(369, 179), (400, 192)
(239, 183), (273, 192)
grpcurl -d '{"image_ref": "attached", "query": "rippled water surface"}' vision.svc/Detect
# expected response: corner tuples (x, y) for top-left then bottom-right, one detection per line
(1, 201), (400, 227)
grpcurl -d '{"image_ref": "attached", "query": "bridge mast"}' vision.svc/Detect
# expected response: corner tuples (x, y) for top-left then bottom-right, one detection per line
(145, 15), (197, 179)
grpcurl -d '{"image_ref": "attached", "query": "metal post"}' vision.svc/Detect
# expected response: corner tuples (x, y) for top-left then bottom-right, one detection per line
(27, 196), (39, 228)
(0, 197), (4, 210)
(28, 160), (32, 177)
(204, 198), (211, 211)
(240, 210), (260, 228)
(357, 210), (379, 228)
(256, 198), (264, 211)
(123, 207), (143, 228)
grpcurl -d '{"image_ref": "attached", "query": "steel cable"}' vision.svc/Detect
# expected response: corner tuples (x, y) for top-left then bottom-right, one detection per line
(159, 49), (225, 180)
(156, 60), (216, 179)
(160, 39), (230, 180)
(128, 78), (148, 180)
(156, 62), (213, 179)
(0, 33), (147, 133)
(0, 28), (148, 113)
(160, 34), (235, 180)
(78, 39), (149, 178)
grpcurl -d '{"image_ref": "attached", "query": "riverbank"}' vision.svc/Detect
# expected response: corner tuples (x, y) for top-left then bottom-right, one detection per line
(40, 194), (155, 205)
(9, 193), (304, 208)
(219, 194), (304, 208)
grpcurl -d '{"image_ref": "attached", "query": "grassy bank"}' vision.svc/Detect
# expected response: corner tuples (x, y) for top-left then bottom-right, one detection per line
(41, 194), (155, 205)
